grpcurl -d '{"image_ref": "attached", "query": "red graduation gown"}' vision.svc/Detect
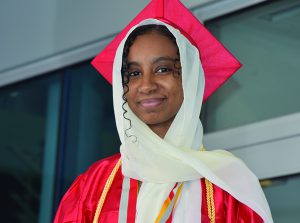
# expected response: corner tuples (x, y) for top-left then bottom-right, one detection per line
(54, 153), (263, 223)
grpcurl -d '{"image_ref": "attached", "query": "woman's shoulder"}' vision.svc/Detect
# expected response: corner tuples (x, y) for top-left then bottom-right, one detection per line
(54, 153), (122, 223)
(70, 152), (122, 198)
(84, 153), (121, 177)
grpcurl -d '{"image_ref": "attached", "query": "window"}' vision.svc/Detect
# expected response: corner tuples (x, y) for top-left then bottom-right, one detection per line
(262, 174), (300, 222)
(0, 73), (61, 223)
(0, 60), (119, 222)
(203, 0), (300, 132)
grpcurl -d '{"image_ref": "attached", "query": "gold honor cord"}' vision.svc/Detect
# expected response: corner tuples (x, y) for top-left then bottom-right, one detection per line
(201, 146), (216, 223)
(93, 159), (122, 223)
(205, 178), (216, 223)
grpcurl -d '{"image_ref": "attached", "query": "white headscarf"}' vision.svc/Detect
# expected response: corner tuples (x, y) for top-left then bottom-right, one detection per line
(112, 19), (273, 222)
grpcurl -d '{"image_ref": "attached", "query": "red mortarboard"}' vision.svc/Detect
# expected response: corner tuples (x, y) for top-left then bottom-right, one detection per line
(91, 0), (242, 102)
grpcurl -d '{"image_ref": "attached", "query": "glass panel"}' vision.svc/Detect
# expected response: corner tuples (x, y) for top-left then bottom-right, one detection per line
(203, 0), (300, 132)
(262, 174), (300, 222)
(0, 73), (61, 223)
(59, 60), (119, 194)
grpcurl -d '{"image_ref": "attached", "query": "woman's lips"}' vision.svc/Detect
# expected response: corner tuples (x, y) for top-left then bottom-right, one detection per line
(139, 98), (165, 109)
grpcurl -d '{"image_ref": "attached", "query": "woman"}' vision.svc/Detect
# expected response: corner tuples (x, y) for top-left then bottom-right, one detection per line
(55, 1), (273, 222)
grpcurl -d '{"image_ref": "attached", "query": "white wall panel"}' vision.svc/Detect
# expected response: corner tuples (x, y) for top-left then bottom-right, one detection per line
(0, 0), (268, 87)
(204, 112), (300, 179)
(0, 0), (213, 75)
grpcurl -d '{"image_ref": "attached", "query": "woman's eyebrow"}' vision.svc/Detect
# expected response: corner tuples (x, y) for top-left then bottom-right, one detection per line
(127, 56), (180, 67)
(152, 56), (180, 64)
(127, 61), (140, 67)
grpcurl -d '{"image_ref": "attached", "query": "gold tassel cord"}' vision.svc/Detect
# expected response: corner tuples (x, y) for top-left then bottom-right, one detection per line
(205, 178), (216, 223)
(93, 159), (121, 223)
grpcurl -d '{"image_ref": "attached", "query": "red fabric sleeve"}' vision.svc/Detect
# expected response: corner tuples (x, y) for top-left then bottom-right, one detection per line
(54, 175), (85, 223)
(53, 154), (122, 223)
(224, 194), (264, 223)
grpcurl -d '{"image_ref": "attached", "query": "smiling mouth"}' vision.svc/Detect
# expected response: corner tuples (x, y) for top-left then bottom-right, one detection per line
(139, 98), (166, 109)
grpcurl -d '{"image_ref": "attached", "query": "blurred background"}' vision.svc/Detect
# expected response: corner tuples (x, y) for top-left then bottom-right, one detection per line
(0, 0), (299, 222)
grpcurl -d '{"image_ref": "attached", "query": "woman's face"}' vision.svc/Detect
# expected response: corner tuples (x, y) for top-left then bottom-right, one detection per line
(125, 31), (183, 136)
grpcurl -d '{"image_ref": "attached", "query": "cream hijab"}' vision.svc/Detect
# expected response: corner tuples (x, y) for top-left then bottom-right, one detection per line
(112, 19), (273, 222)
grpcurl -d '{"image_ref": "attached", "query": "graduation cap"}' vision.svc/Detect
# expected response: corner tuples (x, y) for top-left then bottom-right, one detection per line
(91, 0), (242, 102)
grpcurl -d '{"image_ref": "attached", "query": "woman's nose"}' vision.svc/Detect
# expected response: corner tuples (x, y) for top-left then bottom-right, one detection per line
(138, 73), (158, 94)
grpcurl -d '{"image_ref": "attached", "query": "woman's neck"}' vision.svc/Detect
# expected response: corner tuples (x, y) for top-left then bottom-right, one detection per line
(148, 116), (175, 138)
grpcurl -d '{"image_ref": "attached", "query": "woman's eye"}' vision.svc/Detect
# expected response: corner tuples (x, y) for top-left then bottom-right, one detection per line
(156, 67), (172, 74)
(128, 71), (141, 78)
